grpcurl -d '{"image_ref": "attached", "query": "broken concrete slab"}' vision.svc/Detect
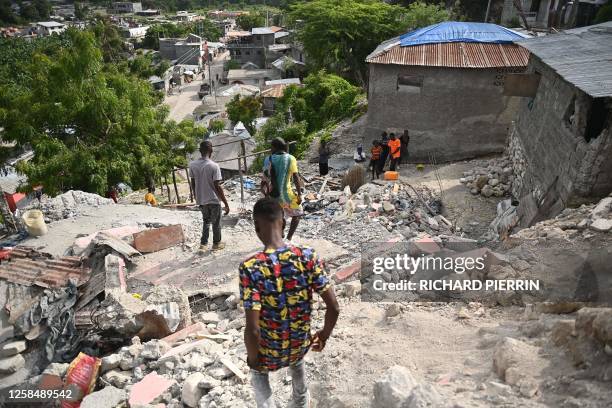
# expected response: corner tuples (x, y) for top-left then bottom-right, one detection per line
(159, 338), (222, 363)
(81, 386), (126, 408)
(128, 372), (175, 406)
(182, 372), (205, 407)
(590, 218), (612, 232)
(0, 340), (26, 357)
(161, 322), (208, 346)
(71, 225), (142, 256)
(82, 231), (141, 260)
(132, 224), (185, 253)
(220, 357), (246, 382)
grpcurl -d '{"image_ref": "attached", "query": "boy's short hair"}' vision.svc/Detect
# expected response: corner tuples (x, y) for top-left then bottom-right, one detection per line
(253, 197), (283, 221)
(200, 140), (212, 154)
(271, 137), (287, 152)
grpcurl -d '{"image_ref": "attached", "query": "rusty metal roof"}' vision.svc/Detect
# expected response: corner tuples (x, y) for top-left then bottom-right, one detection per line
(366, 42), (529, 68)
(261, 84), (288, 98)
(0, 247), (90, 288)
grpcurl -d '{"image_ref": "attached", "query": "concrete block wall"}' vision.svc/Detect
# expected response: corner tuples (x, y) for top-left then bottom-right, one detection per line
(365, 64), (524, 162)
(510, 56), (612, 210)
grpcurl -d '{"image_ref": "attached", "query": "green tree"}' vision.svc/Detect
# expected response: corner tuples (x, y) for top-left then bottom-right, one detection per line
(0, 0), (20, 24)
(74, 2), (88, 20)
(277, 70), (361, 133)
(403, 1), (450, 30)
(91, 18), (126, 63)
(226, 95), (262, 137)
(236, 12), (266, 31)
(0, 29), (202, 196)
(143, 21), (222, 50)
(290, 0), (405, 84)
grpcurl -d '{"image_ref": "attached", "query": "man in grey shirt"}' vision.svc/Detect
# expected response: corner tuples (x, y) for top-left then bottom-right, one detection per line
(189, 141), (230, 251)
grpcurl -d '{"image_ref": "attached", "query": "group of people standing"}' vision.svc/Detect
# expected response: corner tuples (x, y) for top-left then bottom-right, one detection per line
(369, 130), (410, 179)
(317, 130), (410, 179)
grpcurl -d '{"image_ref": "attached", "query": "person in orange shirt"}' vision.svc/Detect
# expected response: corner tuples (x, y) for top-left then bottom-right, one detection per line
(388, 133), (401, 171)
(370, 140), (383, 179)
(144, 187), (157, 206)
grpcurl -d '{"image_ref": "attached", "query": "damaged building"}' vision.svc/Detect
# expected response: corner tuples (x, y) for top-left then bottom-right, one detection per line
(365, 22), (530, 162)
(507, 22), (612, 225)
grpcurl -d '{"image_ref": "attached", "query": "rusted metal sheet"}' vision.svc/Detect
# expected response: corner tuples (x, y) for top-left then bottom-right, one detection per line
(132, 224), (185, 253)
(366, 42), (529, 68)
(261, 85), (287, 99)
(0, 247), (90, 288)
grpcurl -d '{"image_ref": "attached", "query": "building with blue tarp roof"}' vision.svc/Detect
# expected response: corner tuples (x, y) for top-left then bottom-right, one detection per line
(362, 21), (530, 162)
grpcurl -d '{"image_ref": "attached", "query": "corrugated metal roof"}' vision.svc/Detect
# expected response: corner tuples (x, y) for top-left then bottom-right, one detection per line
(0, 247), (90, 288)
(366, 42), (529, 68)
(517, 22), (612, 98)
(262, 84), (289, 98)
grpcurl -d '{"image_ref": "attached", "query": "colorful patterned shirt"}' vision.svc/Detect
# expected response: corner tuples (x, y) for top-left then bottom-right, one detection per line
(239, 245), (331, 372)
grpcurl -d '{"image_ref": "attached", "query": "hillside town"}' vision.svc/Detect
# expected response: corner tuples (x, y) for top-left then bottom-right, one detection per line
(0, 0), (611, 407)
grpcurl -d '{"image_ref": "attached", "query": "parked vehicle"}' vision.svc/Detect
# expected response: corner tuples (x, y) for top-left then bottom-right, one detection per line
(198, 83), (210, 98)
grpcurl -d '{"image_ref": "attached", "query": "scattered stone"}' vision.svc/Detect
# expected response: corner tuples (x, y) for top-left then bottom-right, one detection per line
(43, 363), (69, 378)
(198, 375), (221, 390)
(81, 386), (126, 408)
(101, 354), (121, 373)
(198, 312), (221, 324)
(103, 370), (133, 388)
(382, 201), (395, 213)
(402, 383), (442, 408)
(591, 197), (612, 219)
(343, 280), (362, 297)
(0, 340), (26, 357)
(589, 218), (612, 232)
(551, 320), (576, 346)
(182, 372), (205, 407)
(372, 365), (417, 408)
(385, 304), (402, 318)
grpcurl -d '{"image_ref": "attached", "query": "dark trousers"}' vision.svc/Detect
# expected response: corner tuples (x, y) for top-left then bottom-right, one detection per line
(390, 157), (400, 171)
(200, 203), (221, 245)
(319, 162), (329, 176)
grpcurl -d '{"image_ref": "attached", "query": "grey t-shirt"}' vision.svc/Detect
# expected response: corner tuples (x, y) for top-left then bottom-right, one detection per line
(189, 158), (222, 205)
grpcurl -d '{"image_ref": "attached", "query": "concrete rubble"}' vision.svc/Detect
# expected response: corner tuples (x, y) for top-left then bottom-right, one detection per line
(0, 154), (610, 407)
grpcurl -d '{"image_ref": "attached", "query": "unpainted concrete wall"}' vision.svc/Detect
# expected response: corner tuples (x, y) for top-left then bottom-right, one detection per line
(509, 55), (612, 213)
(365, 64), (524, 162)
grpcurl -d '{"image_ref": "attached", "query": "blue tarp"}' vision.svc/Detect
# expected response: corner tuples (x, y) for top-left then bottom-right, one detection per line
(400, 22), (527, 47)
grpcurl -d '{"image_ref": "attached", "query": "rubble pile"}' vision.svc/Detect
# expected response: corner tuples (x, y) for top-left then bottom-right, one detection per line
(459, 155), (514, 198)
(300, 180), (454, 250)
(35, 190), (115, 221)
(512, 195), (612, 241)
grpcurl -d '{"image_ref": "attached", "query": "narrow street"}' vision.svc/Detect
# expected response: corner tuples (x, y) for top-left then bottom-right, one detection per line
(164, 77), (204, 122)
(164, 51), (229, 123)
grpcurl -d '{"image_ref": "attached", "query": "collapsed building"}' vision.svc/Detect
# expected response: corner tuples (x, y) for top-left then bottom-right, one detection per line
(365, 22), (530, 162)
(507, 22), (612, 225)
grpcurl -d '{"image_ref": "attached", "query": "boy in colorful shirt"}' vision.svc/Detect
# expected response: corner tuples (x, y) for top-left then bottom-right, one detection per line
(239, 198), (340, 408)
